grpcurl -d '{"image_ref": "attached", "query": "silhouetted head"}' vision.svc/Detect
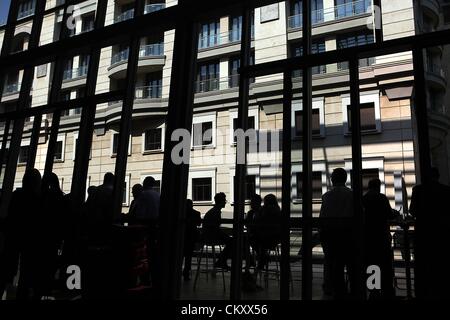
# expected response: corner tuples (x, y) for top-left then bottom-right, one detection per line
(214, 192), (227, 209)
(132, 184), (143, 199)
(186, 199), (194, 211)
(103, 172), (115, 186)
(22, 169), (42, 194)
(263, 194), (279, 208)
(331, 168), (347, 187)
(368, 178), (381, 193)
(143, 176), (156, 189)
(42, 172), (62, 193)
(431, 167), (440, 182)
(250, 194), (262, 211)
(87, 186), (97, 198)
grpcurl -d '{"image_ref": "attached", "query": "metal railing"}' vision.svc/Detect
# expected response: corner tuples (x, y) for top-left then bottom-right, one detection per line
(63, 66), (88, 80)
(139, 43), (164, 57)
(288, 0), (371, 29)
(3, 83), (21, 95)
(17, 7), (35, 20)
(135, 85), (163, 99)
(111, 50), (129, 64)
(144, 3), (166, 14)
(115, 9), (134, 23)
(198, 27), (255, 49)
(195, 75), (251, 93)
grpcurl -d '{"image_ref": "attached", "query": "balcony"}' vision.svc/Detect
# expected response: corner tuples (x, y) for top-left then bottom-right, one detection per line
(198, 27), (255, 50)
(135, 85), (162, 100)
(1, 83), (23, 103)
(144, 3), (166, 14)
(426, 63), (448, 90)
(115, 9), (134, 23)
(17, 7), (35, 20)
(63, 66), (88, 81)
(288, 0), (371, 30)
(108, 44), (165, 78)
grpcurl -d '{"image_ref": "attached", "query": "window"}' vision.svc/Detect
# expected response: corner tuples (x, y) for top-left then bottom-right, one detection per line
(54, 141), (63, 162)
(18, 0), (35, 19)
(290, 40), (326, 75)
(18, 145), (30, 164)
(335, 0), (370, 18)
(229, 53), (255, 88)
(347, 103), (377, 132)
(192, 178), (212, 202)
(144, 128), (162, 152)
(196, 61), (220, 93)
(294, 109), (321, 137)
(345, 158), (385, 194)
(111, 132), (131, 156)
(296, 171), (323, 200)
(198, 20), (220, 49)
(289, 0), (324, 27)
(122, 175), (130, 206)
(193, 122), (213, 147)
(81, 14), (95, 33)
(361, 168), (380, 194)
(143, 73), (162, 99)
(337, 32), (375, 70)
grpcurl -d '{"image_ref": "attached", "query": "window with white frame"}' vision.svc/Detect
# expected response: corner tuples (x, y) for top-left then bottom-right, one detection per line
(111, 131), (132, 156)
(142, 125), (164, 153)
(188, 168), (216, 203)
(291, 98), (325, 138)
(229, 166), (261, 203)
(345, 157), (385, 194)
(192, 113), (216, 148)
(229, 107), (259, 145)
(342, 91), (381, 135)
(291, 162), (328, 202)
(54, 134), (66, 162)
(18, 140), (30, 165)
(72, 132), (92, 161)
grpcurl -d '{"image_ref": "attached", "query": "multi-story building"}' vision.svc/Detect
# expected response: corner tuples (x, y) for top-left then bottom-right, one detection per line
(0, 0), (448, 219)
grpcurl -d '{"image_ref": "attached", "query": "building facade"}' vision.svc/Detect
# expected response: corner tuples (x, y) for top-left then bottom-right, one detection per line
(1, 0), (449, 219)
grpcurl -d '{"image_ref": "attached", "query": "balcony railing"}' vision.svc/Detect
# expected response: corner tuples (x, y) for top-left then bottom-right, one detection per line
(144, 3), (166, 14)
(115, 9), (134, 23)
(288, 0), (371, 29)
(17, 7), (35, 20)
(3, 83), (21, 95)
(112, 50), (129, 64)
(337, 57), (376, 71)
(139, 43), (164, 57)
(195, 78), (220, 93)
(199, 28), (255, 49)
(63, 66), (88, 80)
(135, 85), (163, 99)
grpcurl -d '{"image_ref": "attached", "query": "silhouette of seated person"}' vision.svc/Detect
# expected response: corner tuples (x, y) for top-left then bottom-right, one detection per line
(202, 192), (232, 270)
(251, 194), (281, 270)
(319, 168), (356, 299)
(183, 199), (202, 281)
(0, 169), (43, 300)
(410, 167), (450, 299)
(244, 194), (262, 269)
(362, 178), (397, 299)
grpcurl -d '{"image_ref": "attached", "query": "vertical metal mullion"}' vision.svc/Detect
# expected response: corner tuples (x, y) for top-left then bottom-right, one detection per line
(281, 70), (292, 300)
(231, 6), (252, 301)
(112, 0), (145, 220)
(0, 120), (11, 178)
(158, 20), (198, 300)
(412, 48), (432, 183)
(301, 0), (313, 301)
(70, 0), (108, 207)
(25, 0), (48, 169)
(373, 0), (383, 44)
(349, 57), (365, 300)
(44, 0), (75, 177)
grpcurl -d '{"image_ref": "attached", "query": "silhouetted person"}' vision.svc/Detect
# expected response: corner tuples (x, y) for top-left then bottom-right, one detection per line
(319, 168), (356, 299)
(410, 167), (450, 299)
(183, 200), (201, 281)
(252, 194), (281, 270)
(244, 194), (262, 270)
(37, 172), (66, 298)
(202, 193), (232, 270)
(128, 183), (143, 223)
(131, 176), (160, 288)
(0, 169), (43, 300)
(363, 178), (397, 299)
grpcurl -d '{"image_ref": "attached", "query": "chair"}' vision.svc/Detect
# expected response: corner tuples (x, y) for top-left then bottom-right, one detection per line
(193, 241), (227, 292)
(255, 244), (294, 291)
